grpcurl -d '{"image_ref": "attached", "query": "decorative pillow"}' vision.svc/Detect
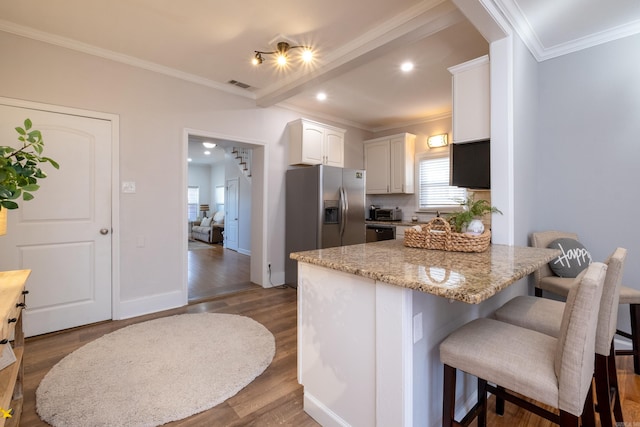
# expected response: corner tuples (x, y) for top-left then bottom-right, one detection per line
(213, 210), (225, 224)
(547, 238), (592, 278)
(200, 217), (212, 227)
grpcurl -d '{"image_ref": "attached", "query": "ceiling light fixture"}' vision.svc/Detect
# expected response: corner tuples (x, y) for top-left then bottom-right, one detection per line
(252, 41), (313, 67)
(202, 142), (216, 148)
(316, 92), (327, 101)
(401, 61), (414, 72)
(427, 134), (448, 148)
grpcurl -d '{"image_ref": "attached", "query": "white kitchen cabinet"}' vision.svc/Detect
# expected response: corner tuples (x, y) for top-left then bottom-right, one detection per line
(288, 118), (345, 167)
(363, 133), (415, 194)
(448, 55), (490, 143)
(395, 226), (409, 240)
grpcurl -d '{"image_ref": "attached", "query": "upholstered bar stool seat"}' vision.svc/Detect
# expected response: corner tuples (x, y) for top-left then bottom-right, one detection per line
(618, 286), (640, 373)
(532, 231), (640, 375)
(495, 248), (627, 427)
(440, 262), (607, 427)
(442, 318), (560, 406)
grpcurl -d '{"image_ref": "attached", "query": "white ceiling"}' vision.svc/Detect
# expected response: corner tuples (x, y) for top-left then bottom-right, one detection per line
(1, 0), (639, 139)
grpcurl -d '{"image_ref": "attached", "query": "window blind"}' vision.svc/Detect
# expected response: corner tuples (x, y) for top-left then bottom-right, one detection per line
(418, 156), (466, 209)
(187, 186), (199, 221)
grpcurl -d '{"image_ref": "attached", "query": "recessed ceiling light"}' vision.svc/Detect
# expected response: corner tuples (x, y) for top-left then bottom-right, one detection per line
(204, 151), (211, 155)
(188, 158), (192, 162)
(202, 142), (216, 148)
(316, 92), (327, 101)
(401, 62), (414, 72)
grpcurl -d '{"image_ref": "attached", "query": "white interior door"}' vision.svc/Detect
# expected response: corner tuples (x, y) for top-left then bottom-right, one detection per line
(0, 103), (112, 337)
(225, 178), (239, 251)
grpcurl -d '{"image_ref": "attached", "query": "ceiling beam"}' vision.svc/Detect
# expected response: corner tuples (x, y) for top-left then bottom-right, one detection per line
(255, 0), (465, 108)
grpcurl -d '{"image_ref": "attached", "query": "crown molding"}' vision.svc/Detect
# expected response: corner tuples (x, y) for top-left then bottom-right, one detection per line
(0, 19), (255, 100)
(276, 102), (370, 131)
(493, 0), (640, 62)
(370, 111), (453, 133)
(278, 100), (452, 134)
(538, 19), (640, 61)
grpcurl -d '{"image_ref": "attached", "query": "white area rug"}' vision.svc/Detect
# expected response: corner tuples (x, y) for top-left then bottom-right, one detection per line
(36, 313), (275, 427)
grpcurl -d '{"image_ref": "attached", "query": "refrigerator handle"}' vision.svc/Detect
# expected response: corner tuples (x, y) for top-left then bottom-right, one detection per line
(340, 186), (347, 238)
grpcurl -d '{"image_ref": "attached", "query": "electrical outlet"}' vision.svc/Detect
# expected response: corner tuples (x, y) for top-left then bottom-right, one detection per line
(413, 312), (423, 344)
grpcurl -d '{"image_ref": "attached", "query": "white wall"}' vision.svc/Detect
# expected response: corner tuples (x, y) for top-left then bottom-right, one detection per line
(187, 164), (212, 216)
(0, 31), (368, 316)
(512, 35), (540, 247)
(535, 33), (640, 335)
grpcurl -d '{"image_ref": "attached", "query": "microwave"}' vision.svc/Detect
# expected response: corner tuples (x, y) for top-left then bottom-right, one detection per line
(374, 208), (402, 221)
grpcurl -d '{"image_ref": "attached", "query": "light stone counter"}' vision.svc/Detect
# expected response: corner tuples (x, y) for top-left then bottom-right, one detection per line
(290, 239), (560, 304)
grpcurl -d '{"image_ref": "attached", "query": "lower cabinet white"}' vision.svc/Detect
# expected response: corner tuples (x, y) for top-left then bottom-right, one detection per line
(395, 226), (409, 240)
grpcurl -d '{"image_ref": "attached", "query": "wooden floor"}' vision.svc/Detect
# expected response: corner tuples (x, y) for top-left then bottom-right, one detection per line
(188, 241), (258, 302)
(21, 286), (640, 426)
(22, 287), (319, 426)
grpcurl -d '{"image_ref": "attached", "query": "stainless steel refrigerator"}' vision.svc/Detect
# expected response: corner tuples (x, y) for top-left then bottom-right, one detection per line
(285, 165), (366, 286)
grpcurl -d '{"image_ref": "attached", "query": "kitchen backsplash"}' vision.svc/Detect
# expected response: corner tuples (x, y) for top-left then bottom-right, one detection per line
(366, 189), (492, 224)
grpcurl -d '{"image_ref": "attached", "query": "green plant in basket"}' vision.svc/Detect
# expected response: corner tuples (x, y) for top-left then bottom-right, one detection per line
(0, 119), (59, 210)
(446, 196), (502, 233)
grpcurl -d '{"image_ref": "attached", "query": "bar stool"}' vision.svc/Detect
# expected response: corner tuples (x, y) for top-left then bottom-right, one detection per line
(440, 262), (607, 427)
(495, 247), (626, 427)
(532, 231), (640, 374)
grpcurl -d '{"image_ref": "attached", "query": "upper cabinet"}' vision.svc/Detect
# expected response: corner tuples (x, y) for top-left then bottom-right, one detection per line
(448, 55), (490, 143)
(289, 118), (345, 167)
(364, 133), (415, 194)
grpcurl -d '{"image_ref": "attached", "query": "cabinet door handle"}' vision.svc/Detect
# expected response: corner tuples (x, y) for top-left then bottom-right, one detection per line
(16, 302), (26, 308)
(7, 318), (17, 324)
(0, 339), (8, 345)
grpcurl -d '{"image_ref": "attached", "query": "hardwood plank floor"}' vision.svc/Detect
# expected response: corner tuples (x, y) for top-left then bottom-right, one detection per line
(22, 287), (319, 426)
(188, 241), (258, 302)
(20, 285), (640, 426)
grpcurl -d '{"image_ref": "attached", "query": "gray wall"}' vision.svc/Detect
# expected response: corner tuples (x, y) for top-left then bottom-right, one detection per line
(535, 33), (640, 334)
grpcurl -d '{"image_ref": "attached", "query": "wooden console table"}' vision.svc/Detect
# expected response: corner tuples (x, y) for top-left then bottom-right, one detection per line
(0, 270), (30, 427)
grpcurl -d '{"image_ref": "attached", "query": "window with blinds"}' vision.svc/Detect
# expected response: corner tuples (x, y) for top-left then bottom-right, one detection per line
(418, 153), (466, 209)
(187, 186), (199, 221)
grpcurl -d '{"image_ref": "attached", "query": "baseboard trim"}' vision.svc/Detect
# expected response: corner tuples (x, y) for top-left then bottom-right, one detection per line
(303, 392), (350, 427)
(118, 290), (185, 319)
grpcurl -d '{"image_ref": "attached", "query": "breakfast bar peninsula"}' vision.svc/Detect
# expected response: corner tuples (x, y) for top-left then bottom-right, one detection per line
(290, 239), (559, 427)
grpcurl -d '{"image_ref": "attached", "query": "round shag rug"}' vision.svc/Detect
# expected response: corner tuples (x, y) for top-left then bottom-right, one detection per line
(36, 313), (275, 427)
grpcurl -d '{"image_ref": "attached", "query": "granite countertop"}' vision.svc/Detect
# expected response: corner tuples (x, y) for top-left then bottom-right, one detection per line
(290, 239), (560, 304)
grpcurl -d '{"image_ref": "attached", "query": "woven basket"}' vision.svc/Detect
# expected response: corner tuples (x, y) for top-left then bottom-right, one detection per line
(403, 217), (491, 252)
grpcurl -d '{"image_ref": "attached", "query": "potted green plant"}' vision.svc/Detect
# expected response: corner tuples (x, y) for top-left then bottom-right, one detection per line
(446, 196), (502, 234)
(0, 119), (59, 211)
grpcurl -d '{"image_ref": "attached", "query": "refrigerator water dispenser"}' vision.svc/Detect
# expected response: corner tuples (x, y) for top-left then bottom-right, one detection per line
(324, 200), (339, 224)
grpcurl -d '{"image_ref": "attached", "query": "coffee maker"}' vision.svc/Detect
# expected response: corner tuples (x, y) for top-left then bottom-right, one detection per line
(368, 205), (379, 220)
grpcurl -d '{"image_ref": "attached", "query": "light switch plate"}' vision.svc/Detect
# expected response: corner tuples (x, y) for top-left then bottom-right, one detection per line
(413, 312), (423, 344)
(122, 181), (136, 193)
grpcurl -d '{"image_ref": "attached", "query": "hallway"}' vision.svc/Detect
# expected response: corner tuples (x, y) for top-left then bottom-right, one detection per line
(188, 243), (257, 302)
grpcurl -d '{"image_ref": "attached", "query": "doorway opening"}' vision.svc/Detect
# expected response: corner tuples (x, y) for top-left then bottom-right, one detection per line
(183, 129), (267, 303)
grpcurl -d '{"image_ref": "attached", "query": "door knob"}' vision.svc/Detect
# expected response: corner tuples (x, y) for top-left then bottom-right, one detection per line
(100, 228), (110, 235)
